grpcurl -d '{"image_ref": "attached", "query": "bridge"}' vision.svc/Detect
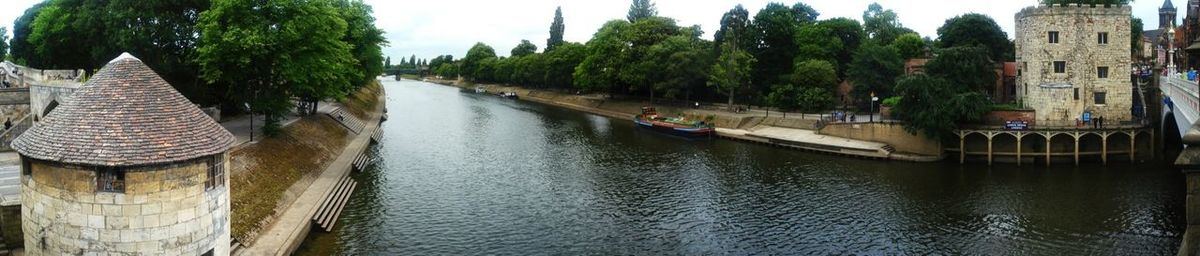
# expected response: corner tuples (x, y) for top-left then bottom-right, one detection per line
(1161, 75), (1200, 147)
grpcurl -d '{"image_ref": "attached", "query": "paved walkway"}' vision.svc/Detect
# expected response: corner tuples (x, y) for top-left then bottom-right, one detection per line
(236, 96), (384, 255)
(747, 126), (887, 152)
(220, 103), (339, 147)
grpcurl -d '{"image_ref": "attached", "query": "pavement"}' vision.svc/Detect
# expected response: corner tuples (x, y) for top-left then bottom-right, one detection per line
(220, 102), (339, 147)
(745, 126), (889, 152)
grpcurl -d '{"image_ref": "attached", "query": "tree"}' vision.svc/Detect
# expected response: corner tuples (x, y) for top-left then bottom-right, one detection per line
(862, 3), (913, 45)
(891, 33), (926, 59)
(1131, 17), (1143, 55)
(818, 18), (864, 79)
(409, 55), (417, 67)
(791, 3), (820, 24)
(786, 60), (837, 112)
(893, 74), (990, 139)
(923, 46), (996, 94)
(461, 43), (497, 81)
(385, 56), (392, 69)
(547, 6), (565, 52)
(336, 0), (388, 84)
(714, 4), (753, 54)
(9, 1), (47, 66)
(544, 42), (586, 89)
(648, 35), (711, 100)
(575, 20), (632, 94)
(627, 0), (657, 22)
(624, 16), (682, 97)
(709, 42), (756, 111)
(0, 27), (7, 61)
(197, 0), (358, 132)
(937, 13), (1011, 62)
(752, 3), (800, 91)
(512, 39), (538, 57)
(847, 44), (904, 108)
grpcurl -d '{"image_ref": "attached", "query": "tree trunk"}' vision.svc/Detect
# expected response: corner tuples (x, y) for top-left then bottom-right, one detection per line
(728, 88), (735, 111)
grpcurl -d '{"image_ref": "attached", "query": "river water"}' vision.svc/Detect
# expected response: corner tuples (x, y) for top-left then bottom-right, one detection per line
(296, 79), (1185, 255)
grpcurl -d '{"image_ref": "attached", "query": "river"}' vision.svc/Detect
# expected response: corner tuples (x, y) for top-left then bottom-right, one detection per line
(296, 79), (1184, 255)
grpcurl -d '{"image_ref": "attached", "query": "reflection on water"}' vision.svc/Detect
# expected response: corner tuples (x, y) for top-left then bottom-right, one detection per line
(296, 79), (1184, 255)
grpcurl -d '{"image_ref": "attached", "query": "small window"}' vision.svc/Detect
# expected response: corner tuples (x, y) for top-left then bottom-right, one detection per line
(97, 168), (124, 193)
(1097, 66), (1109, 78)
(1018, 69), (1022, 76)
(1049, 31), (1060, 43)
(1074, 88), (1080, 100)
(1095, 92), (1107, 105)
(206, 154), (225, 190)
(1098, 32), (1109, 45)
(21, 158), (30, 177)
(1054, 61), (1066, 73)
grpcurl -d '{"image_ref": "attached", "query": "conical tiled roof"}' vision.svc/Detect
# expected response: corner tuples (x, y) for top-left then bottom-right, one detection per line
(1164, 0), (1175, 10)
(12, 53), (234, 167)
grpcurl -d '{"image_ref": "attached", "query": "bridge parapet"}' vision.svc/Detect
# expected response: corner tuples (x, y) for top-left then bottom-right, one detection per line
(1162, 76), (1200, 132)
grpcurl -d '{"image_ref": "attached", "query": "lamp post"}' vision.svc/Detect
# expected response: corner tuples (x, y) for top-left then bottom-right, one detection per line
(1169, 27), (1177, 75)
(869, 92), (878, 123)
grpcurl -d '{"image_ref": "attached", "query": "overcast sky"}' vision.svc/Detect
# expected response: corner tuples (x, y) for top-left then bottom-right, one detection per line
(0, 0), (1182, 62)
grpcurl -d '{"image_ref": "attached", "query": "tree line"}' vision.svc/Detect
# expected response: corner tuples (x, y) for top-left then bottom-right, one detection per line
(414, 1), (1029, 138)
(5, 0), (386, 134)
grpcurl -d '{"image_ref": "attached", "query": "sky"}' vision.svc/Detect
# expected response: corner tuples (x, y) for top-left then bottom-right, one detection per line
(0, 0), (1183, 62)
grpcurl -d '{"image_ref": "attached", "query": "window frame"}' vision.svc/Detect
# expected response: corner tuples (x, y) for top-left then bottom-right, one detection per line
(1094, 92), (1107, 105)
(1053, 61), (1066, 73)
(96, 168), (125, 193)
(206, 154), (225, 191)
(1049, 31), (1060, 44)
(1097, 66), (1109, 78)
(1098, 32), (1109, 45)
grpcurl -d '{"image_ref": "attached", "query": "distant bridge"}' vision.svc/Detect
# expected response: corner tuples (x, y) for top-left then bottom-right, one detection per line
(1161, 76), (1199, 146)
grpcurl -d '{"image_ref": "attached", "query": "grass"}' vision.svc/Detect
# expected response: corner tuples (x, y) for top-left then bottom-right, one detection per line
(228, 117), (350, 243)
(341, 81), (382, 120)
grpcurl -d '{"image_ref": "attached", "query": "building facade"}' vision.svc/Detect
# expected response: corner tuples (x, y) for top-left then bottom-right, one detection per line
(11, 53), (235, 255)
(1015, 4), (1133, 123)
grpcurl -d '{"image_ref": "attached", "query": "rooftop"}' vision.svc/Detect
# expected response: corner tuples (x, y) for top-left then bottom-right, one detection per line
(11, 53), (235, 167)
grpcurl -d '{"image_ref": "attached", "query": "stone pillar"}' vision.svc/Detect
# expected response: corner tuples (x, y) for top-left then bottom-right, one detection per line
(1017, 133), (1023, 166)
(959, 133), (965, 164)
(1130, 132), (1137, 162)
(987, 132), (994, 165)
(1046, 133), (1052, 166)
(1074, 133), (1080, 166)
(1102, 132), (1109, 165)
(1174, 125), (1200, 255)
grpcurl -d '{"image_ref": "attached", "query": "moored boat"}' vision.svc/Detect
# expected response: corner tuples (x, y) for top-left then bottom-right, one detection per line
(633, 107), (715, 138)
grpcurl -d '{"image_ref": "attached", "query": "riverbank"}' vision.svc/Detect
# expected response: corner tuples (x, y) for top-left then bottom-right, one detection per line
(425, 78), (941, 162)
(228, 81), (386, 255)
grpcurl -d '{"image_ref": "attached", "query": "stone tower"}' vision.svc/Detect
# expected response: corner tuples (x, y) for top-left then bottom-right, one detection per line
(1164, 0), (1178, 29)
(11, 53), (235, 254)
(1015, 4), (1133, 123)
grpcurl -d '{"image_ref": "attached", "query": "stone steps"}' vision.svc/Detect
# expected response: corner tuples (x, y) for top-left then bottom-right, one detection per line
(326, 108), (365, 134)
(312, 176), (357, 232)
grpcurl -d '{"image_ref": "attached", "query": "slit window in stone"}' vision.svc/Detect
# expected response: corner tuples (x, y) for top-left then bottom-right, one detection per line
(1054, 61), (1066, 73)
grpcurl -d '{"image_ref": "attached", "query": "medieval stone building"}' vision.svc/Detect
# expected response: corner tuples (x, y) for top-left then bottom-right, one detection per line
(11, 53), (235, 254)
(1015, 4), (1133, 123)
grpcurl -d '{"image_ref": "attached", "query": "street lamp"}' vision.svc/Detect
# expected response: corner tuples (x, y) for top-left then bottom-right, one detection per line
(1169, 27), (1177, 74)
(869, 92), (878, 123)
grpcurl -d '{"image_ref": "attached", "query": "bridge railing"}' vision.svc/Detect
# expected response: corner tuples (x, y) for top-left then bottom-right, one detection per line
(0, 114), (33, 152)
(1163, 75), (1200, 127)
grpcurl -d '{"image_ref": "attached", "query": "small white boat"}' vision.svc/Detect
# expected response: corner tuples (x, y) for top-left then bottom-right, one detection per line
(474, 86), (486, 93)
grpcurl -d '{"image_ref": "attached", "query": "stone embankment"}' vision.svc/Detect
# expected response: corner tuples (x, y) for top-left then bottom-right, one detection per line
(425, 78), (942, 162)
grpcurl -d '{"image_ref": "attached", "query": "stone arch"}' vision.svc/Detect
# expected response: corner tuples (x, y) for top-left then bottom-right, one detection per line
(963, 132), (990, 154)
(42, 99), (59, 118)
(991, 132), (1021, 154)
(1105, 132), (1133, 160)
(1164, 111), (1184, 158)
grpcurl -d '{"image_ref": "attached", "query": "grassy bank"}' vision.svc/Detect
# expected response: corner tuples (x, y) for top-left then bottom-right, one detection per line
(229, 116), (350, 242)
(341, 81), (383, 120)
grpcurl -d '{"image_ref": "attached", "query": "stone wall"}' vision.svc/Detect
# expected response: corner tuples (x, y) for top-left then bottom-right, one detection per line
(29, 83), (80, 122)
(20, 155), (231, 255)
(818, 122), (943, 155)
(1015, 4), (1133, 122)
(983, 110), (1038, 126)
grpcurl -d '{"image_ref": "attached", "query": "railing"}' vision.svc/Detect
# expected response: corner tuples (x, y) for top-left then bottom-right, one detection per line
(0, 114), (33, 152)
(1163, 75), (1200, 126)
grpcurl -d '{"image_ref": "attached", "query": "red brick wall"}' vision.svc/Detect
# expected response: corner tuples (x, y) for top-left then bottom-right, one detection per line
(983, 110), (1036, 126)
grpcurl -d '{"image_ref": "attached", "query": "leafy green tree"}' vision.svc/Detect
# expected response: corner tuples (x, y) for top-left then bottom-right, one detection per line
(647, 35), (711, 99)
(752, 3), (800, 90)
(575, 20), (632, 94)
(385, 56), (392, 69)
(0, 27), (7, 61)
(9, 1), (47, 66)
(624, 17), (682, 97)
(1131, 17), (1143, 55)
(547, 6), (565, 52)
(847, 44), (904, 108)
(924, 46), (996, 94)
(891, 33), (926, 59)
(409, 55), (417, 67)
(893, 74), (990, 139)
(336, 0), (388, 84)
(28, 0), (107, 72)
(819, 18), (864, 79)
(862, 3), (914, 45)
(434, 62), (459, 78)
(714, 4), (754, 54)
(512, 39), (538, 57)
(936, 13), (1011, 62)
(461, 43), (497, 81)
(794, 23), (842, 67)
(787, 59), (837, 112)
(197, 0), (357, 130)
(544, 42), (586, 89)
(708, 42), (756, 111)
(627, 0), (657, 22)
(790, 3), (820, 24)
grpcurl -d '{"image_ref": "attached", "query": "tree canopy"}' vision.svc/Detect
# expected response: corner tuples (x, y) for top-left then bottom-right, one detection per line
(847, 44), (904, 106)
(512, 40), (538, 57)
(709, 42), (756, 110)
(862, 3), (914, 45)
(547, 7), (565, 52)
(923, 46), (997, 94)
(714, 4), (754, 54)
(1040, 0), (1132, 5)
(9, 1), (46, 66)
(627, 0), (657, 22)
(891, 33), (926, 59)
(0, 27), (8, 62)
(752, 3), (800, 90)
(462, 43), (498, 81)
(936, 13), (1011, 62)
